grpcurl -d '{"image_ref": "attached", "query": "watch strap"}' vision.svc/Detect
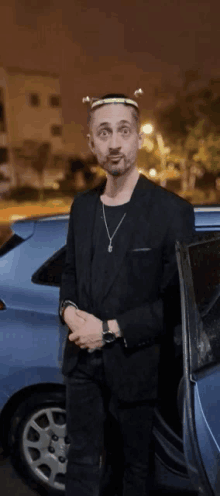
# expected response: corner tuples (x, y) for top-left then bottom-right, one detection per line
(102, 320), (117, 344)
(102, 320), (109, 334)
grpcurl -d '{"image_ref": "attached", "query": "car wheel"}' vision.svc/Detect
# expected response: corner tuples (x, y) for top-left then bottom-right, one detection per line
(8, 391), (67, 496)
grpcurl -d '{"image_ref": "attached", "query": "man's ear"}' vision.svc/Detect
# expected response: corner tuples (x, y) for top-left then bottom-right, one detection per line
(87, 133), (95, 152)
(138, 131), (144, 149)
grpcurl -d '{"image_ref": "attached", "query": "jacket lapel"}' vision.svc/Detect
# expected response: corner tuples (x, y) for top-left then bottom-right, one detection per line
(74, 180), (105, 310)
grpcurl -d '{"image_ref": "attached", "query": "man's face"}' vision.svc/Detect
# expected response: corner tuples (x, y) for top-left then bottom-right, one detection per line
(88, 104), (143, 177)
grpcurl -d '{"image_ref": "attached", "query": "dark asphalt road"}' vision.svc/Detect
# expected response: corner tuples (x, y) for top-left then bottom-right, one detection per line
(0, 451), (197, 496)
(0, 455), (34, 496)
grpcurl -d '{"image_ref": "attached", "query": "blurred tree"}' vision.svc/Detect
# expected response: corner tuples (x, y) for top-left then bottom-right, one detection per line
(137, 148), (160, 173)
(165, 120), (209, 191)
(194, 134), (220, 172)
(164, 120), (220, 192)
(12, 140), (51, 198)
(85, 154), (98, 167)
(32, 142), (51, 201)
(153, 70), (220, 191)
(11, 146), (26, 188)
(62, 155), (87, 192)
(64, 154), (105, 191)
(68, 155), (85, 175)
(182, 68), (201, 91)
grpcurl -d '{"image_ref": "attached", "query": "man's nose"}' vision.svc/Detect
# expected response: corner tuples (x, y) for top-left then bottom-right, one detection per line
(109, 132), (122, 151)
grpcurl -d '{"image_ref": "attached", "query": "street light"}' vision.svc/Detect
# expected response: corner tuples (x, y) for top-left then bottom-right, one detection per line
(141, 123), (154, 135)
(141, 123), (154, 152)
(141, 123), (170, 187)
(149, 168), (157, 177)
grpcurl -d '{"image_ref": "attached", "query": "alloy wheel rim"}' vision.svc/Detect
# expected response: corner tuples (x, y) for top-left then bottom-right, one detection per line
(22, 406), (68, 491)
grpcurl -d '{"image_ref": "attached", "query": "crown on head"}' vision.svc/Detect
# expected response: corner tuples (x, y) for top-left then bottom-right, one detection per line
(82, 88), (143, 110)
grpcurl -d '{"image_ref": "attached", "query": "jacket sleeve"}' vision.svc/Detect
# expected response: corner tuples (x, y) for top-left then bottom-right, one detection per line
(59, 199), (78, 324)
(116, 203), (195, 348)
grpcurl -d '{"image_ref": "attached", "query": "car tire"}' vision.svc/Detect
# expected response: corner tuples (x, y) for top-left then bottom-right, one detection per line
(8, 390), (67, 496)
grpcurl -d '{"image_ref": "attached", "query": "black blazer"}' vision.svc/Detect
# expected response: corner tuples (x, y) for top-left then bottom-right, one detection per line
(59, 174), (195, 402)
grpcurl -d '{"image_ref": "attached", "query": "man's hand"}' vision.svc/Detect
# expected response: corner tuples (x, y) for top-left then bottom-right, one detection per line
(68, 309), (103, 350)
(63, 305), (86, 334)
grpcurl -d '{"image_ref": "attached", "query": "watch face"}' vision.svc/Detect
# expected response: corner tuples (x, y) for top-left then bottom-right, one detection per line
(104, 332), (115, 343)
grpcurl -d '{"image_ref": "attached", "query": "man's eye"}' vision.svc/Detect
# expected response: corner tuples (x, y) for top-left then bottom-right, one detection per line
(120, 127), (130, 135)
(99, 129), (109, 137)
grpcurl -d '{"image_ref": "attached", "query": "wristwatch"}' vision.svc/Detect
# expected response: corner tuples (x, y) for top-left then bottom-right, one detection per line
(59, 300), (78, 323)
(102, 320), (116, 344)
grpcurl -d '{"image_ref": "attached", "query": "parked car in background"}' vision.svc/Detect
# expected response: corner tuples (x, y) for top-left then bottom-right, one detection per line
(0, 205), (220, 495)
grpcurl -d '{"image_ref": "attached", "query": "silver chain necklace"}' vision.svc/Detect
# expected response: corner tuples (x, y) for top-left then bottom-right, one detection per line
(102, 202), (126, 253)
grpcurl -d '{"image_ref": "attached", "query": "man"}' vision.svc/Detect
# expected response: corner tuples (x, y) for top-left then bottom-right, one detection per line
(59, 91), (195, 496)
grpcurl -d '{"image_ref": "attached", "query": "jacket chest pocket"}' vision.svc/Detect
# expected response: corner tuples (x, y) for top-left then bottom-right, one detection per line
(126, 247), (161, 272)
(121, 247), (162, 301)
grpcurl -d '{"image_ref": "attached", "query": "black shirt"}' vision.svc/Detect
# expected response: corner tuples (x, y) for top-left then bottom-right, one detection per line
(90, 198), (129, 312)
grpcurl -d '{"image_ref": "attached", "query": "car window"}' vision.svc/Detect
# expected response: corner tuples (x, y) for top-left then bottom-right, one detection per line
(0, 233), (24, 257)
(189, 237), (220, 311)
(32, 246), (66, 287)
(188, 235), (220, 372)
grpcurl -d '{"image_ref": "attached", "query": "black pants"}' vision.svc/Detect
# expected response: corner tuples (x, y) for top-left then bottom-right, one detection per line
(65, 350), (156, 496)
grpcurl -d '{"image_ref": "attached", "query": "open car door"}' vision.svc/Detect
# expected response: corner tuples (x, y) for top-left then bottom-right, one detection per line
(176, 233), (220, 495)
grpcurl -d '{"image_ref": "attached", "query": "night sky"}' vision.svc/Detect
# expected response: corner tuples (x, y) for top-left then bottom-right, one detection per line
(0, 0), (220, 153)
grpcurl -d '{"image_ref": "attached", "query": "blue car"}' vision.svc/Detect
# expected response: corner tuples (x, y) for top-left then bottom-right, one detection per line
(0, 205), (219, 495)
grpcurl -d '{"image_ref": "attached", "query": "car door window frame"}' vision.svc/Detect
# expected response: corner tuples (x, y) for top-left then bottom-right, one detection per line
(31, 245), (66, 287)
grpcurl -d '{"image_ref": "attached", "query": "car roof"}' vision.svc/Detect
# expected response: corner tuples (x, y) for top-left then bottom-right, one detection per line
(194, 205), (220, 211)
(194, 205), (220, 227)
(10, 205), (220, 233)
(11, 213), (69, 238)
(12, 213), (70, 223)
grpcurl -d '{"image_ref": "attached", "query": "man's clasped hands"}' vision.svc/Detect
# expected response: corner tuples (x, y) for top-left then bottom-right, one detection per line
(64, 306), (104, 350)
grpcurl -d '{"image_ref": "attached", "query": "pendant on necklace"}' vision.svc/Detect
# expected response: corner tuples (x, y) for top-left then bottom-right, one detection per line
(108, 244), (113, 253)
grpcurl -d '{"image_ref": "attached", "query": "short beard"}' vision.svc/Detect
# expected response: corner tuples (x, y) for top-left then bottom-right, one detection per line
(111, 169), (121, 176)
(100, 157), (133, 178)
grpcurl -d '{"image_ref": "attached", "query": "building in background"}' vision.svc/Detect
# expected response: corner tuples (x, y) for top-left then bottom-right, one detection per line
(0, 66), (65, 191)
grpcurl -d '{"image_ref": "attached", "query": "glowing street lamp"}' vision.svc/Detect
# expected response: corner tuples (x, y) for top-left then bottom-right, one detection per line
(141, 123), (170, 187)
(149, 168), (157, 177)
(141, 123), (154, 152)
(142, 123), (154, 135)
